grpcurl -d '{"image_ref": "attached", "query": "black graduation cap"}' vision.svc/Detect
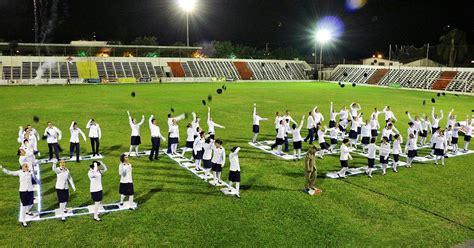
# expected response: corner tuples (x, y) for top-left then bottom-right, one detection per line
(170, 108), (175, 113)
(202, 100), (206, 106)
(431, 98), (436, 103)
(222, 85), (226, 89)
(442, 92), (446, 96)
(33, 116), (40, 123)
(223, 85), (227, 91)
(340, 84), (345, 88)
(363, 73), (368, 77)
(184, 112), (189, 119)
(217, 89), (223, 94)
(343, 72), (348, 77)
(471, 109), (474, 112)
(437, 93), (441, 97)
(422, 100), (426, 105)
(405, 111), (408, 114)
(408, 122), (414, 126)
(207, 95), (213, 101)
(131, 91), (136, 98)
(352, 83), (356, 87)
(338, 82), (342, 85)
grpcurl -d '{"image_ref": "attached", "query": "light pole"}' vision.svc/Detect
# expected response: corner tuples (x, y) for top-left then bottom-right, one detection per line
(315, 29), (332, 79)
(178, 0), (197, 47)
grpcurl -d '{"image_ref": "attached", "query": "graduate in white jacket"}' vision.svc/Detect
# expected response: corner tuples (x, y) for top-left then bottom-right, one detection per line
(290, 116), (305, 160)
(0, 163), (35, 227)
(52, 160), (76, 221)
(88, 160), (107, 221)
(391, 134), (403, 172)
(211, 139), (226, 185)
(379, 137), (391, 175)
(228, 147), (241, 198)
(119, 154), (135, 210)
(337, 139), (353, 179)
(127, 111), (145, 156)
(252, 103), (268, 143)
(69, 121), (87, 162)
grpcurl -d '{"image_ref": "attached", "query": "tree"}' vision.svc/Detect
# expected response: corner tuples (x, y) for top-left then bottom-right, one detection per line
(131, 36), (158, 46)
(437, 29), (468, 67)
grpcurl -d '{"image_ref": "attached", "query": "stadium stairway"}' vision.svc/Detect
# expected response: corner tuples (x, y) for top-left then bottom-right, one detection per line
(233, 62), (254, 80)
(167, 62), (186, 77)
(431, 71), (457, 90)
(367, 69), (388, 84)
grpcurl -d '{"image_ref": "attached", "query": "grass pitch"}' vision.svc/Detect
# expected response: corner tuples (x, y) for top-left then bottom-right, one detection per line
(0, 82), (473, 247)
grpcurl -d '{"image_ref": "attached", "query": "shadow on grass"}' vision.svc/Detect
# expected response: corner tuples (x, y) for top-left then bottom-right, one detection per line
(100, 145), (124, 156)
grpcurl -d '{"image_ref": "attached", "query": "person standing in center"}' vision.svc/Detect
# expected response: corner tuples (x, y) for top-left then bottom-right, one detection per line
(127, 111), (145, 156)
(148, 115), (166, 161)
(52, 160), (76, 221)
(86, 119), (102, 158)
(252, 103), (268, 143)
(44, 121), (62, 161)
(69, 121), (87, 163)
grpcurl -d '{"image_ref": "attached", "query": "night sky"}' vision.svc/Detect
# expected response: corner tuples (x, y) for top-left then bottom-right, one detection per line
(0, 0), (472, 60)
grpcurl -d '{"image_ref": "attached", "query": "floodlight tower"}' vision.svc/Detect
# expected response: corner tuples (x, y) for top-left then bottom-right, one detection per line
(178, 0), (197, 47)
(315, 29), (332, 72)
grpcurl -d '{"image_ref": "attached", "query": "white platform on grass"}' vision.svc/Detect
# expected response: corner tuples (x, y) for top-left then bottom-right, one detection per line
(160, 149), (238, 196)
(398, 149), (474, 162)
(248, 141), (306, 160)
(326, 161), (408, 179)
(323, 134), (348, 141)
(24, 202), (137, 222)
(124, 151), (151, 157)
(36, 154), (104, 165)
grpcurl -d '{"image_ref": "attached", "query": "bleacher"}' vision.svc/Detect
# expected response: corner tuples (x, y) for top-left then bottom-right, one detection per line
(0, 56), (310, 83)
(329, 65), (474, 93)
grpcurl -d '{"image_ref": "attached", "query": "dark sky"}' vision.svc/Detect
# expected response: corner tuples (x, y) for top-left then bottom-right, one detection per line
(0, 0), (473, 60)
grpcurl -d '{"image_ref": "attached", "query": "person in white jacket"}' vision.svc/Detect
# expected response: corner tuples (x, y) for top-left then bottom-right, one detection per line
(404, 133), (418, 168)
(434, 130), (448, 166)
(127, 111), (145, 156)
(52, 160), (76, 221)
(202, 138), (214, 181)
(379, 137), (391, 175)
(86, 119), (102, 157)
(211, 139), (226, 185)
(391, 134), (403, 172)
(463, 115), (473, 152)
(119, 154), (135, 210)
(337, 139), (353, 179)
(365, 139), (378, 178)
(228, 147), (241, 198)
(0, 163), (35, 227)
(148, 115), (166, 161)
(167, 113), (186, 154)
(252, 103), (268, 143)
(88, 160), (107, 221)
(290, 116), (305, 160)
(207, 107), (225, 139)
(431, 106), (444, 134)
(44, 121), (62, 160)
(69, 121), (87, 162)
(192, 131), (205, 171)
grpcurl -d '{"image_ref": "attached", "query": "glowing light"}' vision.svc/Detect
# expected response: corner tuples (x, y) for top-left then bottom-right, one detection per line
(377, 54), (383, 59)
(316, 29), (332, 44)
(178, 0), (197, 13)
(345, 0), (367, 11)
(316, 16), (344, 40)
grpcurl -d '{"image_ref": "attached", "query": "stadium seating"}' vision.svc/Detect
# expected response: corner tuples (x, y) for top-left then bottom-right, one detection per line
(0, 56), (309, 82)
(329, 65), (474, 93)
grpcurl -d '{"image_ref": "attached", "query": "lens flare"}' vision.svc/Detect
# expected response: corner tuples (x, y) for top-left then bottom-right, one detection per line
(316, 16), (344, 40)
(345, 0), (367, 11)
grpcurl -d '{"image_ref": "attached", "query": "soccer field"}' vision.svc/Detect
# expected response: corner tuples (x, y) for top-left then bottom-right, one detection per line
(0, 82), (473, 247)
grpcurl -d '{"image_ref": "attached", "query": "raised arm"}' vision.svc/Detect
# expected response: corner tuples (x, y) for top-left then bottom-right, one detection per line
(222, 149), (226, 166)
(330, 102), (333, 113)
(192, 112), (197, 122)
(97, 125), (102, 139)
(86, 119), (92, 128)
(57, 128), (62, 141)
(149, 115), (154, 127)
(431, 107), (435, 119)
(70, 121), (75, 130)
(99, 161), (108, 173)
(253, 104), (257, 117)
(407, 112), (414, 122)
(207, 107), (211, 121)
(213, 121), (225, 129)
(52, 162), (60, 174)
(1, 166), (19, 176)
(232, 147), (241, 155)
(448, 109), (454, 119)
(137, 115), (145, 126)
(439, 110), (444, 120)
(175, 113), (186, 122)
(298, 116), (305, 130)
(127, 111), (133, 126)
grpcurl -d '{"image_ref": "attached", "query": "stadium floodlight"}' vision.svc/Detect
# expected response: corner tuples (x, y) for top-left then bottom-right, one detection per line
(314, 28), (333, 74)
(178, 0), (197, 46)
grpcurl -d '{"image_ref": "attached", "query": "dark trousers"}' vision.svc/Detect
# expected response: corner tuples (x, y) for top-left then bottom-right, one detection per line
(90, 138), (100, 156)
(284, 136), (289, 152)
(69, 142), (80, 162)
(48, 143), (60, 160)
(150, 137), (161, 159)
(304, 128), (314, 144)
(166, 133), (172, 154)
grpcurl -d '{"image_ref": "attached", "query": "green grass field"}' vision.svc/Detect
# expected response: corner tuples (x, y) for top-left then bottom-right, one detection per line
(0, 82), (473, 247)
